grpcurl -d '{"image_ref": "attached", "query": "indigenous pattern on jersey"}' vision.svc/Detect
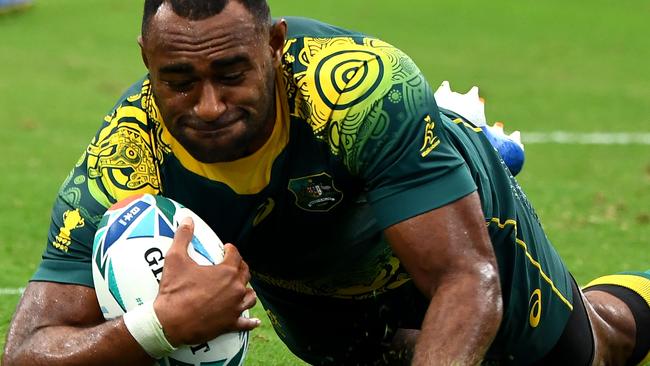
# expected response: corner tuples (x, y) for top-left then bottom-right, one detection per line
(34, 17), (573, 365)
(36, 79), (164, 284)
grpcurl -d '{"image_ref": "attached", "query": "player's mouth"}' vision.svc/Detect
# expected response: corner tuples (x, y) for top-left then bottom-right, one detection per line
(183, 112), (246, 136)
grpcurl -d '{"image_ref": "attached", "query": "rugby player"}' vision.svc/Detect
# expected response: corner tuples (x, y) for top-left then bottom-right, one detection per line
(3, 0), (649, 365)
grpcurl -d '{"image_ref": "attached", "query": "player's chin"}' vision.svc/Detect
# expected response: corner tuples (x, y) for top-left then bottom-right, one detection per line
(186, 131), (253, 163)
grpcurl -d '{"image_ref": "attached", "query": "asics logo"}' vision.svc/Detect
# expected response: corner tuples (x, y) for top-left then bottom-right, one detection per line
(529, 289), (542, 328)
(253, 198), (275, 227)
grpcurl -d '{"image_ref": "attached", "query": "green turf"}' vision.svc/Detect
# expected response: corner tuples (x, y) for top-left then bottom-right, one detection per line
(1, 0), (648, 364)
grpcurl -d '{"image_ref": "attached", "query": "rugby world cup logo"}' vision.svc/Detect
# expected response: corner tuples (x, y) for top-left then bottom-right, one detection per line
(93, 195), (152, 311)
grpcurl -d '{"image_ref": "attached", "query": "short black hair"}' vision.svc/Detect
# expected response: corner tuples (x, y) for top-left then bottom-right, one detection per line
(142, 0), (271, 38)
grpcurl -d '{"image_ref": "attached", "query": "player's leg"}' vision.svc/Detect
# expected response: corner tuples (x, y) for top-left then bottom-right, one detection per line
(479, 122), (525, 176)
(582, 271), (650, 366)
(531, 276), (596, 365)
(434, 81), (525, 176)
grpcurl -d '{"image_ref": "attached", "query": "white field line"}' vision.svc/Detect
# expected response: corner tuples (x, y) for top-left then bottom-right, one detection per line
(0, 288), (25, 296)
(522, 131), (650, 145)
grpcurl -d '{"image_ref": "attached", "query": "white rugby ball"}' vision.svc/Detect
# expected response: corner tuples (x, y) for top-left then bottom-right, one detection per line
(91, 193), (249, 366)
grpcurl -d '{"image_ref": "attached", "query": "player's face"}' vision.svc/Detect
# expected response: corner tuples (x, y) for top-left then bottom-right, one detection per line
(140, 2), (285, 163)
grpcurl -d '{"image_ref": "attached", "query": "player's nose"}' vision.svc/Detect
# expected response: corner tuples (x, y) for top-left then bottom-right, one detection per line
(194, 81), (227, 122)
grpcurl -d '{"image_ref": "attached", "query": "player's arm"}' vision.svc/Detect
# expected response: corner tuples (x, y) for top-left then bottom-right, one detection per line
(2, 281), (154, 366)
(384, 191), (502, 365)
(2, 220), (259, 365)
(330, 39), (503, 363)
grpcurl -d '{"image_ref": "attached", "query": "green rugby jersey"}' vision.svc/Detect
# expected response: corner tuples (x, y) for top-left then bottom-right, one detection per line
(34, 16), (572, 364)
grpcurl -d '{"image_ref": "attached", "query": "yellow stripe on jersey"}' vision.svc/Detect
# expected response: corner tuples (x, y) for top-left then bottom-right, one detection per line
(584, 274), (650, 308)
(488, 218), (573, 311)
(453, 117), (483, 132)
(161, 73), (290, 195)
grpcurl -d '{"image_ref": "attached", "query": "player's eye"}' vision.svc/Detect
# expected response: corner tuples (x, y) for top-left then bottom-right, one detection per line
(219, 71), (245, 85)
(163, 79), (196, 92)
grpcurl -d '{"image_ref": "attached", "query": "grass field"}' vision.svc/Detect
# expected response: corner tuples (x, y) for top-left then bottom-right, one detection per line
(1, 0), (649, 364)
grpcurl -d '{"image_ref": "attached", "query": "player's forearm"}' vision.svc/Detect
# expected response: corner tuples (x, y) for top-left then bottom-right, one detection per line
(3, 318), (154, 366)
(412, 269), (502, 365)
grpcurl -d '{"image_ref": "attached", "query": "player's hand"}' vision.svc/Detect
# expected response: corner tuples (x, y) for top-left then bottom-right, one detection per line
(153, 217), (260, 347)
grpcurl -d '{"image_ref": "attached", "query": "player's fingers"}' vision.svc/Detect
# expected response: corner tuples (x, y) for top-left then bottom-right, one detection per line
(167, 216), (194, 262)
(234, 316), (261, 331)
(239, 259), (251, 284)
(240, 288), (257, 311)
(221, 243), (243, 267)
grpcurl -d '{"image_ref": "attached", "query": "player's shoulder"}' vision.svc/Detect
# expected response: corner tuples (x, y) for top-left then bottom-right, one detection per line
(281, 16), (405, 65)
(105, 76), (158, 125)
(82, 76), (162, 203)
(92, 76), (158, 152)
(283, 16), (368, 40)
(281, 16), (425, 108)
(280, 17), (425, 134)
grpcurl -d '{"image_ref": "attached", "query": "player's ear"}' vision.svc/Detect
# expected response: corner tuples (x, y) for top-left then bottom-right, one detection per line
(269, 19), (287, 68)
(137, 35), (150, 69)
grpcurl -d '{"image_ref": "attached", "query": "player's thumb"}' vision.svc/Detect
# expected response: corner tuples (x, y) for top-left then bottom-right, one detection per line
(168, 216), (194, 261)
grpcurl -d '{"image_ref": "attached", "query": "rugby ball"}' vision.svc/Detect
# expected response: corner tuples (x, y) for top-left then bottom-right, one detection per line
(91, 193), (249, 366)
